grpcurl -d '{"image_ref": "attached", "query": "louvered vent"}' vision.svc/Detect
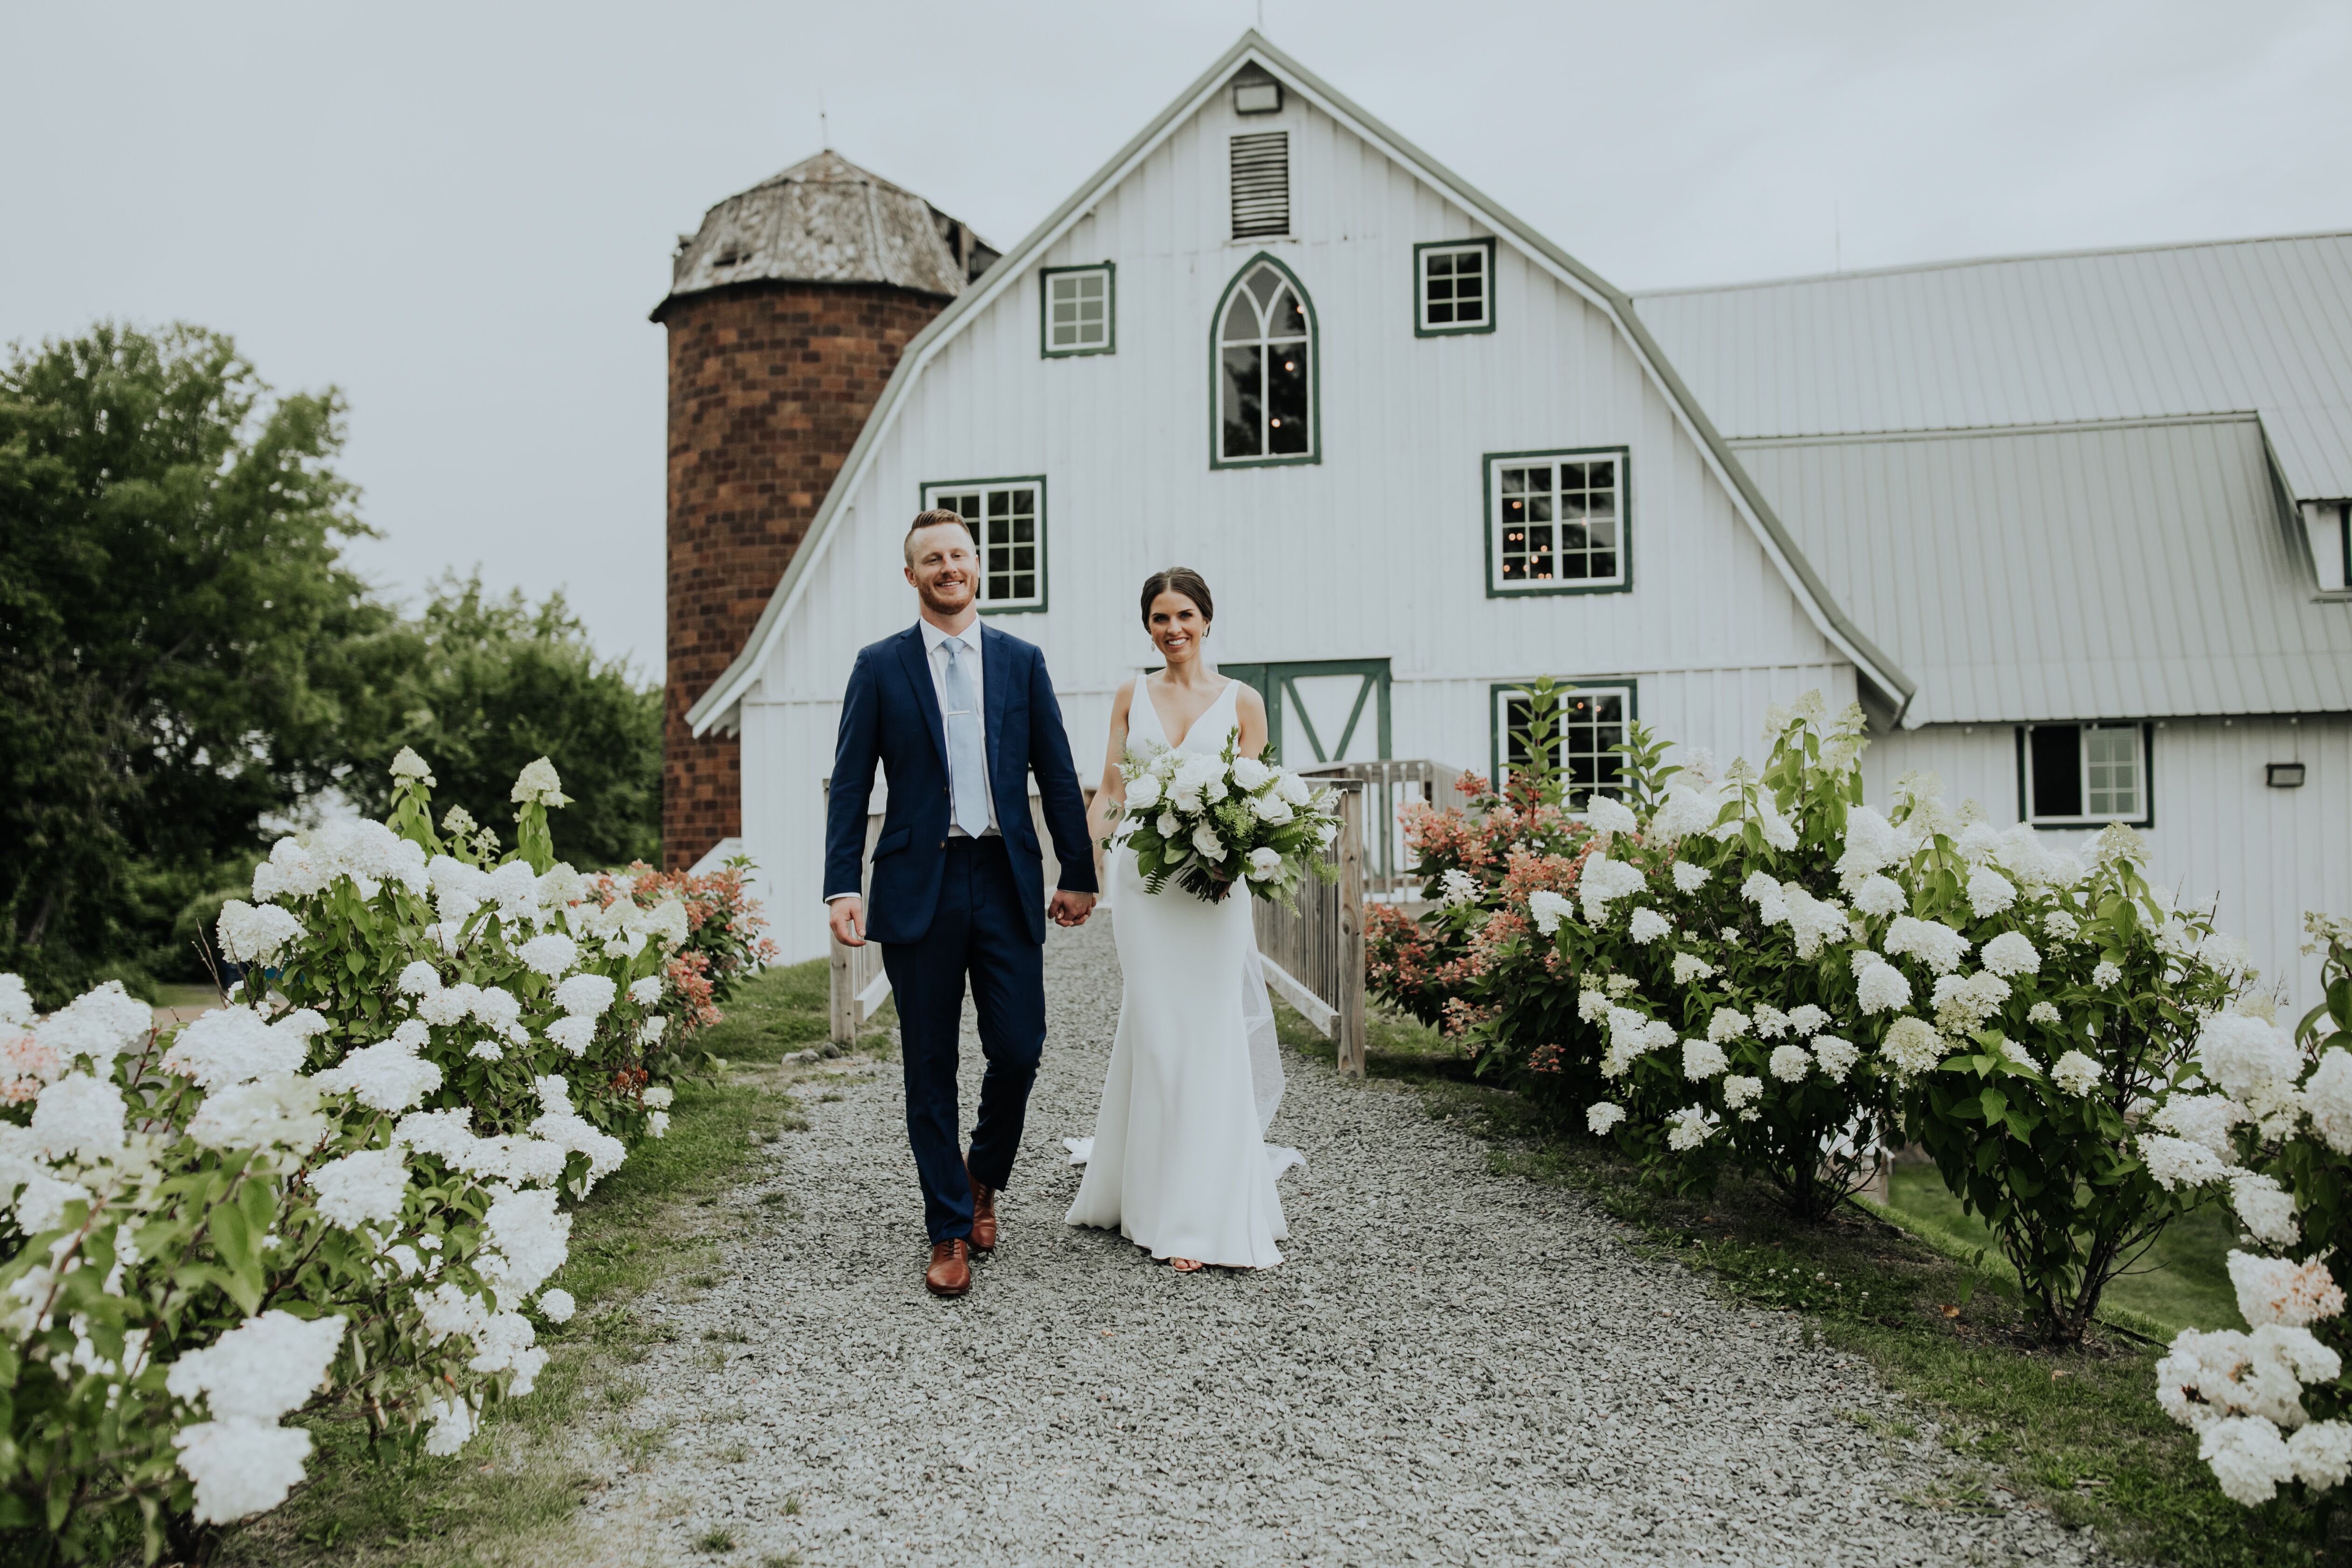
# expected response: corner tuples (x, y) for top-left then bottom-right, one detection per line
(1230, 132), (1289, 239)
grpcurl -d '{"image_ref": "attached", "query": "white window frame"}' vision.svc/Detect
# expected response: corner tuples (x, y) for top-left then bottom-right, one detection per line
(2021, 721), (2151, 826)
(1041, 264), (1113, 357)
(920, 477), (1047, 614)
(1484, 448), (1630, 595)
(1416, 239), (1495, 334)
(1213, 257), (1317, 468)
(1491, 682), (1635, 810)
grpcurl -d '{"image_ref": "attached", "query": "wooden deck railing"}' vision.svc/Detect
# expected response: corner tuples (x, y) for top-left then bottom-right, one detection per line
(1252, 778), (1367, 1077)
(1298, 758), (1461, 901)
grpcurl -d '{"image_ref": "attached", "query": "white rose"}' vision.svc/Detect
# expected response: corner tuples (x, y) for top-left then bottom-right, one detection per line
(1252, 794), (1295, 825)
(1275, 772), (1310, 806)
(1127, 773), (1162, 810)
(1192, 824), (1227, 862)
(1232, 756), (1274, 791)
(1246, 847), (1283, 881)
(1156, 812), (1183, 839)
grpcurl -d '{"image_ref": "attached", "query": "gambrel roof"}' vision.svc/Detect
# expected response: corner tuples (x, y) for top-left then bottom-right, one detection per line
(684, 32), (1914, 738)
(1638, 237), (2352, 725)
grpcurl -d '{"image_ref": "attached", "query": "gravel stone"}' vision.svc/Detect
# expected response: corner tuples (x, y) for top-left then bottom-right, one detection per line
(578, 915), (2100, 1565)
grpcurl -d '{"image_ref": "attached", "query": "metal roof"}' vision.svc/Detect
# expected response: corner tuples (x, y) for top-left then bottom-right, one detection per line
(684, 33), (1915, 737)
(1634, 233), (2352, 502)
(1731, 416), (2352, 725)
(656, 150), (997, 315)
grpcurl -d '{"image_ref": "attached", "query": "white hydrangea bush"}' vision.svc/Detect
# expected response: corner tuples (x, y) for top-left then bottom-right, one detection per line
(1876, 777), (2253, 1344)
(2153, 915), (2352, 1509)
(1567, 698), (1906, 1218)
(0, 753), (688, 1556)
(1413, 687), (2254, 1344)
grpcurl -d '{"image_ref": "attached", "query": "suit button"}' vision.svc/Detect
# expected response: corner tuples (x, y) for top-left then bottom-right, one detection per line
(938, 840), (947, 848)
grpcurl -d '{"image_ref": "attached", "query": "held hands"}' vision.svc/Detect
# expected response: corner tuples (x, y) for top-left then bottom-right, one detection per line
(1049, 889), (1097, 928)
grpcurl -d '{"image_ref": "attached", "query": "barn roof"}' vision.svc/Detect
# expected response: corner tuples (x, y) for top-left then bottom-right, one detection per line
(683, 33), (1915, 738)
(1633, 233), (2352, 501)
(654, 150), (998, 317)
(1637, 236), (2352, 725)
(1731, 417), (2352, 726)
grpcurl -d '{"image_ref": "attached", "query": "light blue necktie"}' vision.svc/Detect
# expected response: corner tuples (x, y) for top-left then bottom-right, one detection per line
(941, 636), (991, 838)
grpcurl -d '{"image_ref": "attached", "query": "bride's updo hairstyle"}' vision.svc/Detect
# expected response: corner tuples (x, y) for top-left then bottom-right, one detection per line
(1140, 567), (1214, 629)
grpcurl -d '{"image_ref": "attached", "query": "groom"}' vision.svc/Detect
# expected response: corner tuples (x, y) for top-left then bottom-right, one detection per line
(824, 509), (1098, 1298)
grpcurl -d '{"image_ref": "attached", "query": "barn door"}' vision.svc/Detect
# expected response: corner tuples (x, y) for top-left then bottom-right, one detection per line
(1223, 659), (1390, 766)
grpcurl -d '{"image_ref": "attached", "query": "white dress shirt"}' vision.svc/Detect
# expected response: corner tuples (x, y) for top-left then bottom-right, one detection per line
(918, 617), (999, 837)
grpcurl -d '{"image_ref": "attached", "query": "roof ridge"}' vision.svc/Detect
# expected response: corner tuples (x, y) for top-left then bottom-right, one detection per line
(1726, 411), (2265, 448)
(1631, 228), (2352, 300)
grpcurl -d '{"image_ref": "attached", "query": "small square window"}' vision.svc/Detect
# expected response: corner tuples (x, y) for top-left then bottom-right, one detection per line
(1486, 448), (1628, 595)
(1493, 684), (1632, 809)
(2023, 722), (2150, 826)
(1040, 264), (1114, 357)
(1417, 239), (1496, 335)
(921, 478), (1047, 613)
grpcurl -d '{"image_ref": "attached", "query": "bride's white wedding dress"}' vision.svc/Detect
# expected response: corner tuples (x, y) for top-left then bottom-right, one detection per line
(1064, 677), (1301, 1269)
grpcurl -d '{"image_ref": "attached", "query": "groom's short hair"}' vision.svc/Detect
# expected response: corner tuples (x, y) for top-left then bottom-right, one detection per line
(904, 509), (973, 564)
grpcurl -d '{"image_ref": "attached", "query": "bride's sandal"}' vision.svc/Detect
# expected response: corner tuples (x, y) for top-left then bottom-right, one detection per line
(1169, 1257), (1204, 1273)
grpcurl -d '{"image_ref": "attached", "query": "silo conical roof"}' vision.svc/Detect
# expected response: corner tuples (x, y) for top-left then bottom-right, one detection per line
(658, 150), (997, 314)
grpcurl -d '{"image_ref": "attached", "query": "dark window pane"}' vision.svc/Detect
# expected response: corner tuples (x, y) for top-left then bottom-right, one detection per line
(1526, 495), (1553, 523)
(1501, 468), (1530, 495)
(1247, 265), (1281, 308)
(1429, 301), (1455, 323)
(1268, 345), (1309, 453)
(1222, 345), (1263, 457)
(1561, 462), (1586, 488)
(2030, 726), (2083, 818)
(1428, 253), (1455, 279)
(1587, 518), (1617, 550)
(1589, 551), (1616, 579)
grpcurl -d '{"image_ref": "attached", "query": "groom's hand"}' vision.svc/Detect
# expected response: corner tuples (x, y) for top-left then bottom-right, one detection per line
(1049, 889), (1096, 927)
(827, 896), (866, 948)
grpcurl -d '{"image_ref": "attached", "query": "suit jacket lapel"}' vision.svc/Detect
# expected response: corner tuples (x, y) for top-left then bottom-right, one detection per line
(980, 623), (1011, 791)
(895, 628), (947, 769)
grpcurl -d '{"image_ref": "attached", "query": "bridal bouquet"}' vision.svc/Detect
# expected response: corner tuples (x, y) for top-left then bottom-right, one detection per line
(1106, 736), (1343, 904)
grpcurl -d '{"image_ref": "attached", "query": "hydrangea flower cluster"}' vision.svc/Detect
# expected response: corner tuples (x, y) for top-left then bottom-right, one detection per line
(0, 753), (734, 1552)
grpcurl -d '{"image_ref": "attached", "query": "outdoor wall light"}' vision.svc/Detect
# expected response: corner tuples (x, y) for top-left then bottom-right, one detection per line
(2267, 762), (2308, 788)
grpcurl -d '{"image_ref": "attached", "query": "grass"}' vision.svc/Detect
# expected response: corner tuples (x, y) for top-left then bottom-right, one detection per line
(219, 958), (892, 1568)
(1275, 999), (2333, 1568)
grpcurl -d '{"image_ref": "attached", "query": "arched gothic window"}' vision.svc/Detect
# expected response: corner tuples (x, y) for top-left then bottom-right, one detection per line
(1213, 256), (1318, 467)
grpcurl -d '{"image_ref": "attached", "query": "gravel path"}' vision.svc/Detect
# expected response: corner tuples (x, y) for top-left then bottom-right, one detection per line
(578, 915), (2101, 1567)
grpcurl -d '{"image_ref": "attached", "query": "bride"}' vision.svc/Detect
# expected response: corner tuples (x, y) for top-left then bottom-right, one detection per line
(1064, 567), (1300, 1272)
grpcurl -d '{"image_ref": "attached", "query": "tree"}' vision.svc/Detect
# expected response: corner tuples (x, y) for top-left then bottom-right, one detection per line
(336, 574), (661, 872)
(0, 323), (386, 1002)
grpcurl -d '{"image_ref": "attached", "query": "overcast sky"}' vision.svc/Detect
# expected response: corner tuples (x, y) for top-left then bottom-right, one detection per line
(6, 0), (2346, 679)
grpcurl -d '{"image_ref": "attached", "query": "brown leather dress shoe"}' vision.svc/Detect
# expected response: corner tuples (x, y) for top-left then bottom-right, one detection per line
(925, 1239), (972, 1297)
(966, 1156), (999, 1253)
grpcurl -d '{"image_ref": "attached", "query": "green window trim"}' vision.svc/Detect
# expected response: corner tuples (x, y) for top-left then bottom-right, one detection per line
(1209, 252), (1323, 470)
(1482, 445), (1632, 598)
(1039, 262), (1116, 358)
(918, 476), (1049, 616)
(1414, 238), (1498, 337)
(2013, 721), (2156, 831)
(1489, 678), (1640, 806)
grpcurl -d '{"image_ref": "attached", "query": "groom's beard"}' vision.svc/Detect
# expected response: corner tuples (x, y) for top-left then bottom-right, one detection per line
(917, 575), (975, 617)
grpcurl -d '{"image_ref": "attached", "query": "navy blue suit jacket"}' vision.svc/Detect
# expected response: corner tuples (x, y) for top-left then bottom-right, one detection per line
(823, 623), (1099, 946)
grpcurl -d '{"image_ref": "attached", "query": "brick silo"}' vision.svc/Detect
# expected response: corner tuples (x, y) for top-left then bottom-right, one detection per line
(653, 150), (998, 870)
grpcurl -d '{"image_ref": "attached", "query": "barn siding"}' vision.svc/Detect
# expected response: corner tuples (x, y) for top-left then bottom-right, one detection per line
(1864, 718), (2352, 1004)
(735, 86), (1856, 961)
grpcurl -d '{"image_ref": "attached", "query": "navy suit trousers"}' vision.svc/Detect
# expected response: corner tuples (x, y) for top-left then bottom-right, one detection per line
(880, 836), (1044, 1246)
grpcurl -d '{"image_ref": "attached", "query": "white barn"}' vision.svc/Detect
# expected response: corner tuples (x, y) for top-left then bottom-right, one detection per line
(683, 33), (2352, 999)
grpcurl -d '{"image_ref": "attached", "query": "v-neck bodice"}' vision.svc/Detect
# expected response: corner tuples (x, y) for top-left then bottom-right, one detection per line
(1133, 676), (1239, 755)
